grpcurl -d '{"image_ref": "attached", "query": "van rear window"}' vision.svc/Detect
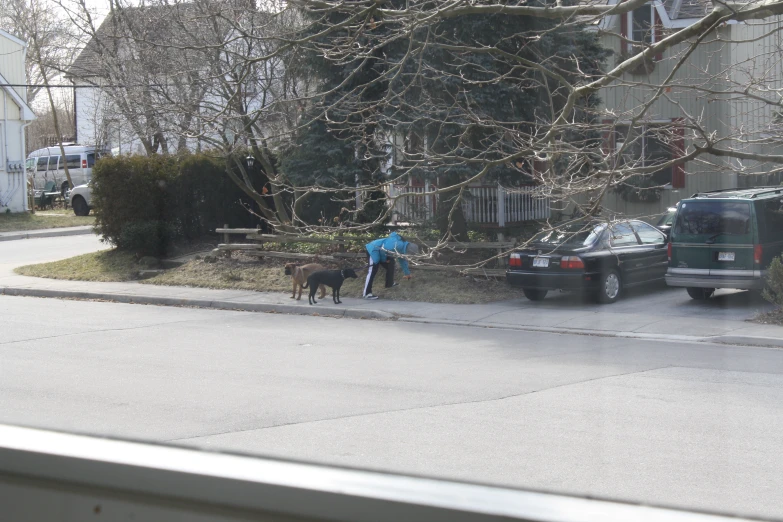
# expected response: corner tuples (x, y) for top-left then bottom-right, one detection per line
(674, 201), (751, 236)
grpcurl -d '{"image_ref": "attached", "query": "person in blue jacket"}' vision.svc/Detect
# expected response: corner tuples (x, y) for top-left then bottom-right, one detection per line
(363, 232), (419, 299)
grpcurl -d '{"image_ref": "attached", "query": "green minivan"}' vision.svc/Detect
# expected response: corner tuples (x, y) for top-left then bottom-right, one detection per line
(666, 187), (783, 299)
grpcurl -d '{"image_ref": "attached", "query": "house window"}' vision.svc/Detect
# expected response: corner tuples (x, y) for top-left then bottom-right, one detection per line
(621, 3), (662, 58)
(631, 5), (654, 45)
(614, 124), (682, 188)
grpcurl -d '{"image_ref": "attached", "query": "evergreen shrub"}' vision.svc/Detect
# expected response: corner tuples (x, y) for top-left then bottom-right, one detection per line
(92, 154), (265, 256)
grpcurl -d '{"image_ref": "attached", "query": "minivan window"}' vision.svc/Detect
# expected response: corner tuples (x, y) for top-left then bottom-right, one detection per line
(48, 156), (60, 170)
(755, 197), (783, 243)
(674, 201), (751, 236)
(65, 155), (81, 169)
(37, 157), (48, 171)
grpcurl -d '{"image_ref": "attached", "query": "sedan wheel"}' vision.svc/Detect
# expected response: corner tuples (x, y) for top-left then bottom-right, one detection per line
(686, 287), (714, 300)
(522, 288), (548, 301)
(72, 196), (90, 216)
(597, 269), (622, 304)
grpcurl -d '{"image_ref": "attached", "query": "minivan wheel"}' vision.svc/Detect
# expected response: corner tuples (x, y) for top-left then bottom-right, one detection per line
(523, 288), (548, 301)
(72, 196), (90, 216)
(597, 269), (622, 304)
(686, 287), (714, 300)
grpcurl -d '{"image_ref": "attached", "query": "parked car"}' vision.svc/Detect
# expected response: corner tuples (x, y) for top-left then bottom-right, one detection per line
(26, 145), (107, 197)
(506, 219), (668, 303)
(666, 187), (783, 299)
(655, 206), (678, 237)
(67, 182), (92, 216)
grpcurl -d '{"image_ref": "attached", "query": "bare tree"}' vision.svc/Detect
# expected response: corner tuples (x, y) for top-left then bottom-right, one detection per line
(59, 0), (783, 259)
(4, 0), (82, 192)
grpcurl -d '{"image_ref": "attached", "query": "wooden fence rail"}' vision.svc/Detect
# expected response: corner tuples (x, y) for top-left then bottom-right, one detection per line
(216, 229), (515, 250)
(213, 228), (514, 276)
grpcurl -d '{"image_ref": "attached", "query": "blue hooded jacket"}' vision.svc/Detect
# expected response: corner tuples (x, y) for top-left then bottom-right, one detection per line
(365, 232), (411, 275)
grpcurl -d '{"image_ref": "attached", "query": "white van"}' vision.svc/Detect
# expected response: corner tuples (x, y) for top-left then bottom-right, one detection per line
(26, 145), (107, 196)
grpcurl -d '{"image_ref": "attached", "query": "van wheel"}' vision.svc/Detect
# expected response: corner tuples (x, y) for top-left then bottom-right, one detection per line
(597, 269), (622, 304)
(523, 288), (548, 301)
(72, 196), (90, 216)
(686, 287), (714, 300)
(61, 181), (70, 198)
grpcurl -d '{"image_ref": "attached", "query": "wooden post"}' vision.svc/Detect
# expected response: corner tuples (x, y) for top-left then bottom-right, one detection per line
(497, 183), (506, 228)
(224, 224), (230, 259)
(497, 232), (505, 268)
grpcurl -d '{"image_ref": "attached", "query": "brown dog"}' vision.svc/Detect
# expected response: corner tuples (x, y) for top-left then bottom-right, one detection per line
(284, 263), (327, 300)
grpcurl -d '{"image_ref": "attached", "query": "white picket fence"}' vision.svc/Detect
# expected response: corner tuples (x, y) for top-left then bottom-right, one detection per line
(385, 183), (550, 226)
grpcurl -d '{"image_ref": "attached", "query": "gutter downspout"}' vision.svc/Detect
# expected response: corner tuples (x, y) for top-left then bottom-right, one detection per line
(21, 119), (33, 212)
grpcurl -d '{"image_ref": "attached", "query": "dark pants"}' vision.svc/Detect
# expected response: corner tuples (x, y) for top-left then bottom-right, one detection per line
(363, 255), (395, 296)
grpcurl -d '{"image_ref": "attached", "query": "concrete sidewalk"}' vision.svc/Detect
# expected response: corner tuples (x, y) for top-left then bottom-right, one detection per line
(0, 226), (95, 242)
(1, 270), (782, 347)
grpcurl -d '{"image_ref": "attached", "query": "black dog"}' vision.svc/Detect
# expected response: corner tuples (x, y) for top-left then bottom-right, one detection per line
(304, 268), (357, 305)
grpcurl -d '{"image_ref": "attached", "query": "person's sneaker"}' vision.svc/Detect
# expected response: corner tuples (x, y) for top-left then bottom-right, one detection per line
(389, 282), (399, 288)
(363, 294), (379, 300)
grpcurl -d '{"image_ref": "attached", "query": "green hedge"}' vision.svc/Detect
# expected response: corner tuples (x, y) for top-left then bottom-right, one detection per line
(763, 256), (783, 306)
(92, 154), (266, 256)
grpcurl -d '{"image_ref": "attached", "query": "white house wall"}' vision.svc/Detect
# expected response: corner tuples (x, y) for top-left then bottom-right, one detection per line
(0, 32), (27, 101)
(0, 31), (32, 213)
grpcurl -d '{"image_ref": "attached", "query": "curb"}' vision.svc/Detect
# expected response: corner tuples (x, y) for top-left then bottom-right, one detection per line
(0, 227), (95, 242)
(397, 317), (708, 343)
(709, 335), (783, 348)
(0, 287), (396, 321)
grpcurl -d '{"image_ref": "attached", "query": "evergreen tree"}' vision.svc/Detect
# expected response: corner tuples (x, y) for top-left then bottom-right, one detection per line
(282, 1), (609, 235)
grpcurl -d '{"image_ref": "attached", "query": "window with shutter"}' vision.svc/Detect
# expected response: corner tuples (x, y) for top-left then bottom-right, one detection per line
(613, 123), (676, 187)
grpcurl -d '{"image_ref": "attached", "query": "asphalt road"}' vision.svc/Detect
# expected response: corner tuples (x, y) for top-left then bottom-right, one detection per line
(2, 293), (783, 520)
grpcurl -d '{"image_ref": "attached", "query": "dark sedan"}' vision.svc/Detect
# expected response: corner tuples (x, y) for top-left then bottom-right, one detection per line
(506, 220), (668, 303)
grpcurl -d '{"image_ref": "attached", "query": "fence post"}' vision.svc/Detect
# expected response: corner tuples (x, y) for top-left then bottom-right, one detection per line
(497, 184), (506, 228)
(424, 179), (432, 220)
(224, 223), (231, 259)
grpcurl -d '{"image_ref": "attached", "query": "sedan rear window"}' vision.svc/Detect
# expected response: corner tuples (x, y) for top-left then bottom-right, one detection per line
(674, 201), (751, 236)
(532, 224), (605, 247)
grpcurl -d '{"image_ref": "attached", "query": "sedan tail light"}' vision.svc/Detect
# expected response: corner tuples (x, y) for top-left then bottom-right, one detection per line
(754, 244), (763, 264)
(509, 253), (522, 267)
(667, 242), (672, 262)
(561, 256), (585, 269)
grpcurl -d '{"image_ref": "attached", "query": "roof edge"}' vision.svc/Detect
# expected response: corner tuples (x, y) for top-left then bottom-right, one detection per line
(0, 71), (36, 121)
(0, 29), (27, 48)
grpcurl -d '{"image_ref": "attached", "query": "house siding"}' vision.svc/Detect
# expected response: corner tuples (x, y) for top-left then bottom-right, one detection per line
(0, 31), (33, 212)
(588, 19), (783, 219)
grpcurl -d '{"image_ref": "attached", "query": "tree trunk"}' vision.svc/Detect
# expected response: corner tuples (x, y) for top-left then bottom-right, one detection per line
(36, 50), (73, 192)
(436, 173), (469, 242)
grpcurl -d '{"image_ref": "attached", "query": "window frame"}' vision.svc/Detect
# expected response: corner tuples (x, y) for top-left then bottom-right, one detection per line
(614, 123), (677, 188)
(632, 221), (666, 245)
(629, 4), (655, 46)
(609, 222), (641, 247)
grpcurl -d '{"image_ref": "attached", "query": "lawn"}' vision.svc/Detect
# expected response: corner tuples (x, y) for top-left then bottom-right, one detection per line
(15, 250), (138, 282)
(15, 250), (524, 304)
(0, 210), (94, 232)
